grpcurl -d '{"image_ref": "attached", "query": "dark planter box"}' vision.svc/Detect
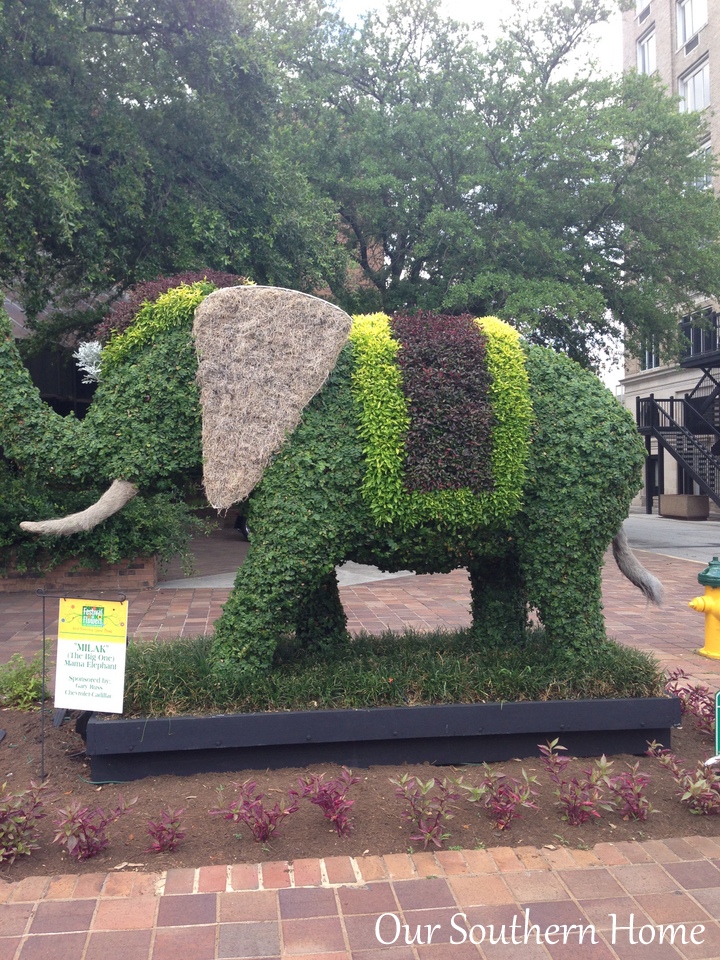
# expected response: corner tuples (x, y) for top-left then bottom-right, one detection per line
(82, 697), (681, 782)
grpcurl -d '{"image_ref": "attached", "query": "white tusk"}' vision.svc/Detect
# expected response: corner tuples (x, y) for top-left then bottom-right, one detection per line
(19, 480), (139, 536)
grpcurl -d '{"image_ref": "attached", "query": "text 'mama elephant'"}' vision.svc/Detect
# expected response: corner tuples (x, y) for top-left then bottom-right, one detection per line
(1, 285), (661, 679)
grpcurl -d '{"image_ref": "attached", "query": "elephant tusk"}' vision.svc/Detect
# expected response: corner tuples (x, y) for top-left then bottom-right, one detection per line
(19, 480), (139, 536)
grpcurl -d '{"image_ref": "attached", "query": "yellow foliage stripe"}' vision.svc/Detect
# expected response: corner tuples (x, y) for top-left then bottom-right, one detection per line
(348, 313), (410, 525)
(349, 313), (532, 530)
(475, 315), (533, 526)
(101, 282), (216, 370)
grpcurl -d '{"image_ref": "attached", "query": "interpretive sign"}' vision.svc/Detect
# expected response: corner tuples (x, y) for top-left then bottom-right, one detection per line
(54, 597), (128, 713)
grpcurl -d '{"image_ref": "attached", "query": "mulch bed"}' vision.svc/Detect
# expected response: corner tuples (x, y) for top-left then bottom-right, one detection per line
(1, 707), (718, 881)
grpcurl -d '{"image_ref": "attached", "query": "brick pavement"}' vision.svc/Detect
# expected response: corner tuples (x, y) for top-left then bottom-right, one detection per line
(2, 839), (720, 959)
(2, 539), (720, 957)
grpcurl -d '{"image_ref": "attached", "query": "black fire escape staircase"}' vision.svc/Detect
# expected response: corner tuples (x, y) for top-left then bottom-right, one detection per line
(637, 370), (720, 512)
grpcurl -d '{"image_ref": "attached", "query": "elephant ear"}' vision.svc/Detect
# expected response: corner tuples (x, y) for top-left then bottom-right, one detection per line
(193, 286), (352, 511)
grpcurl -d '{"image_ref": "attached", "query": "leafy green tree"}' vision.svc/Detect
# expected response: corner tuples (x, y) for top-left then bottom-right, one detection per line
(0, 0), (344, 336)
(287, 0), (720, 367)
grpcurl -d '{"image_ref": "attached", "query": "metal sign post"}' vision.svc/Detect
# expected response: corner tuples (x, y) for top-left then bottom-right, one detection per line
(704, 691), (720, 769)
(36, 589), (126, 781)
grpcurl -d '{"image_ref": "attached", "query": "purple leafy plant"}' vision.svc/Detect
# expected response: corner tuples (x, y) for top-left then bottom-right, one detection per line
(539, 740), (614, 826)
(147, 807), (186, 853)
(0, 780), (47, 865)
(391, 774), (461, 849)
(665, 669), (716, 736)
(292, 767), (361, 837)
(538, 738), (572, 784)
(463, 766), (538, 831)
(211, 780), (299, 843)
(605, 763), (655, 821)
(647, 741), (720, 815)
(53, 796), (136, 861)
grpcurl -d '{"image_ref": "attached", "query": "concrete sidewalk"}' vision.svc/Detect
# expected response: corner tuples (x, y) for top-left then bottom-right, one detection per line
(1, 524), (720, 958)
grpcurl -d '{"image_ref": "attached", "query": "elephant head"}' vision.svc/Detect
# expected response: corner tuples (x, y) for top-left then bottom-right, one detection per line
(2, 285), (352, 532)
(192, 286), (352, 510)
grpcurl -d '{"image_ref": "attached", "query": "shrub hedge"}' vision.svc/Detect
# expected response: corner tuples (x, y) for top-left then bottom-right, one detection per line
(391, 311), (494, 494)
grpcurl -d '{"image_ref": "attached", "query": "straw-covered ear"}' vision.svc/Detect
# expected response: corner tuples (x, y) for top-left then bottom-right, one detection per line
(193, 286), (352, 511)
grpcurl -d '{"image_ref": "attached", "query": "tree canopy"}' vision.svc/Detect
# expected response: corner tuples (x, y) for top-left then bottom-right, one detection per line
(0, 0), (344, 336)
(284, 0), (720, 367)
(2, 0), (719, 366)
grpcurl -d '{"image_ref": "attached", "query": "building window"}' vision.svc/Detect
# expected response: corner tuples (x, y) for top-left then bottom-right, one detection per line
(680, 307), (718, 358)
(679, 60), (710, 112)
(637, 31), (656, 74)
(677, 0), (708, 45)
(636, 0), (650, 12)
(692, 140), (713, 190)
(641, 340), (661, 370)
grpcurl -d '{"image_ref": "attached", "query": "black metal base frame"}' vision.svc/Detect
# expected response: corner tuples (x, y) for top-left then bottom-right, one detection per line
(81, 697), (681, 783)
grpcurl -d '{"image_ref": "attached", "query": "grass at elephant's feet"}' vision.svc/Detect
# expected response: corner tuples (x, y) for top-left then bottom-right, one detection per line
(122, 626), (664, 718)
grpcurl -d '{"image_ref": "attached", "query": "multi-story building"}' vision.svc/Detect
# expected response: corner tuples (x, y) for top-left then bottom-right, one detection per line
(621, 0), (720, 517)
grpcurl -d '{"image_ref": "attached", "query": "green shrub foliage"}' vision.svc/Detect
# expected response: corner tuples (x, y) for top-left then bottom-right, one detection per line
(518, 346), (645, 649)
(391, 312), (494, 494)
(101, 281), (214, 370)
(0, 459), (204, 574)
(0, 312), (86, 484)
(95, 271), (250, 342)
(0, 285), (206, 487)
(0, 285), (208, 572)
(211, 345), (367, 676)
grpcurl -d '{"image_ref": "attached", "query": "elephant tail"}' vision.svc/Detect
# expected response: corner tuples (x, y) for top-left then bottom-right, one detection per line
(612, 529), (663, 605)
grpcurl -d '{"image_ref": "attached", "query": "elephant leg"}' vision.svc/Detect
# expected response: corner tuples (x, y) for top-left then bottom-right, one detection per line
(210, 518), (349, 678)
(295, 570), (349, 654)
(468, 553), (527, 644)
(529, 574), (605, 651)
(209, 346), (366, 679)
(519, 530), (606, 650)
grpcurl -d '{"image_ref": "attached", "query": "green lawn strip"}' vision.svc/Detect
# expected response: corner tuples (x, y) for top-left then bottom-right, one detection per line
(122, 628), (663, 718)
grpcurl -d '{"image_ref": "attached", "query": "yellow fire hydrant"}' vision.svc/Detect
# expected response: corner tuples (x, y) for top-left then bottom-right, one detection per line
(689, 556), (720, 660)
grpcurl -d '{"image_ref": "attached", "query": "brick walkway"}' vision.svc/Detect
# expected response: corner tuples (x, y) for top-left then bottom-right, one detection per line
(1, 538), (720, 957)
(2, 839), (720, 959)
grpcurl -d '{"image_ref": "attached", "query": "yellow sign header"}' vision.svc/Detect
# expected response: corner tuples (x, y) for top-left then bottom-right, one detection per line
(58, 598), (128, 644)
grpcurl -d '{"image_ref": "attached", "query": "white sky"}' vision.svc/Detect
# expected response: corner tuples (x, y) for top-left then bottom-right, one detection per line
(333, 0), (626, 389)
(334, 0), (624, 75)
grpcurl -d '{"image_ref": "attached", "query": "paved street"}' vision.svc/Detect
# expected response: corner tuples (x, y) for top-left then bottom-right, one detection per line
(623, 512), (720, 565)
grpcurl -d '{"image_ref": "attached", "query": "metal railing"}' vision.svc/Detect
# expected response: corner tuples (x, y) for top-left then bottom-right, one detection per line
(636, 395), (720, 506)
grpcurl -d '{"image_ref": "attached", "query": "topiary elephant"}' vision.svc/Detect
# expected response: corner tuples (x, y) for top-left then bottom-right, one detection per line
(0, 284), (660, 680)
